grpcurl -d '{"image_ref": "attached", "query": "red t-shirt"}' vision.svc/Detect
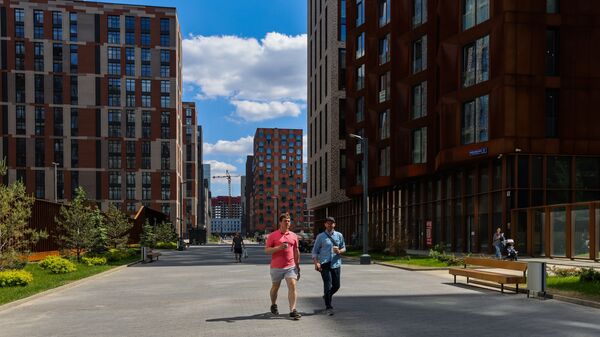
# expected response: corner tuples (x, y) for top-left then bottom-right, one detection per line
(266, 230), (298, 269)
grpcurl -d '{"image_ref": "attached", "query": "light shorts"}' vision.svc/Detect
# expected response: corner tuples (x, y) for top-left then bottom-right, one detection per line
(270, 266), (297, 283)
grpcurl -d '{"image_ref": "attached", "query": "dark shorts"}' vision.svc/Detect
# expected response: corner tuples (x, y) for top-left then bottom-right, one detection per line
(234, 247), (243, 254)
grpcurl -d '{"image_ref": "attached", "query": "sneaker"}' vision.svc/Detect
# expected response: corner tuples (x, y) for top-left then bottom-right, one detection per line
(270, 304), (279, 315)
(289, 309), (301, 320)
(326, 309), (334, 316)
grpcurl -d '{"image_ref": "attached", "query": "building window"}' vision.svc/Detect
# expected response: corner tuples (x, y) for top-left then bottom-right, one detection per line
(142, 111), (151, 139)
(108, 141), (122, 169)
(52, 11), (63, 40)
(462, 95), (489, 144)
(53, 43), (63, 72)
(108, 78), (121, 106)
(356, 96), (365, 123)
(109, 171), (122, 200)
(53, 75), (63, 104)
(15, 42), (25, 70)
(379, 0), (391, 27)
(413, 35), (427, 74)
(546, 29), (559, 76)
(35, 139), (45, 167)
(36, 171), (45, 199)
(412, 81), (427, 119)
(161, 50), (171, 77)
(126, 79), (136, 107)
(142, 172), (151, 200)
(126, 172), (136, 200)
(33, 75), (44, 104)
(412, 127), (427, 164)
(356, 0), (365, 27)
(35, 107), (45, 136)
(70, 76), (78, 105)
(126, 47), (135, 76)
(379, 34), (390, 65)
(69, 12), (77, 41)
(463, 35), (489, 87)
(108, 110), (122, 137)
(160, 18), (170, 47)
(463, 0), (489, 31)
(108, 47), (121, 75)
(126, 110), (136, 138)
(356, 32), (365, 59)
(141, 141), (151, 169)
(71, 139), (78, 168)
(107, 15), (120, 44)
(54, 108), (63, 136)
(379, 146), (390, 176)
(16, 106), (26, 135)
(339, 49), (346, 90)
(71, 171), (79, 198)
(34, 42), (44, 71)
(161, 112), (170, 138)
(161, 142), (170, 170)
(34, 10), (44, 39)
(161, 172), (171, 200)
(54, 139), (64, 166)
(379, 109), (390, 140)
(340, 0), (346, 41)
(413, 0), (427, 28)
(547, 0), (559, 13)
(14, 9), (25, 38)
(71, 108), (78, 137)
(356, 64), (365, 90)
(546, 89), (559, 138)
(16, 139), (26, 167)
(15, 74), (25, 103)
(126, 141), (136, 169)
(378, 71), (390, 103)
(161, 97), (170, 108)
(70, 45), (78, 73)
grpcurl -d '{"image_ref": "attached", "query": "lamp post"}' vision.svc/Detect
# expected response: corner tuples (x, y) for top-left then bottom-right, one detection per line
(349, 134), (371, 264)
(51, 162), (59, 202)
(178, 180), (190, 251)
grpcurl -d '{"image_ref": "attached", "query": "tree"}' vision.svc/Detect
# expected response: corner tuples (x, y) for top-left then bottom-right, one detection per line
(55, 186), (98, 262)
(103, 203), (133, 249)
(140, 220), (157, 249)
(155, 221), (177, 243)
(0, 158), (45, 270)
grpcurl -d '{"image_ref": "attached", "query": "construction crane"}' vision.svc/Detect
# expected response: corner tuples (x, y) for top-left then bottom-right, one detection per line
(211, 170), (241, 235)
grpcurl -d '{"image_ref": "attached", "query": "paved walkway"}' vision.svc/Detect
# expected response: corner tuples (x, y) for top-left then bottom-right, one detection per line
(1, 245), (599, 337)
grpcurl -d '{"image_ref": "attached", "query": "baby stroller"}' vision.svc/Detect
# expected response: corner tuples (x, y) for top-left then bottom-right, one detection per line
(504, 239), (518, 261)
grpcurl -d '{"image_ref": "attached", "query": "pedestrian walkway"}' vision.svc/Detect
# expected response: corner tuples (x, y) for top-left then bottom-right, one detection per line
(0, 246), (599, 337)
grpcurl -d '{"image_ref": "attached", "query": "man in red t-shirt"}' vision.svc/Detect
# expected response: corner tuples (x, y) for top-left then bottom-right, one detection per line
(265, 213), (301, 320)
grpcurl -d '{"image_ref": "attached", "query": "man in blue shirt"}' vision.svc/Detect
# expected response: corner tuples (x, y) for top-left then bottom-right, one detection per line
(311, 216), (346, 315)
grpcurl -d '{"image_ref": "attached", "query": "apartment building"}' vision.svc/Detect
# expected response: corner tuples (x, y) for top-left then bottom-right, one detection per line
(326, 0), (600, 259)
(252, 128), (304, 232)
(307, 0), (350, 225)
(211, 195), (241, 234)
(0, 1), (198, 238)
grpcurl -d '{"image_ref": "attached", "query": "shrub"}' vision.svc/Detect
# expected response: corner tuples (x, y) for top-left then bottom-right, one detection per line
(0, 269), (33, 287)
(39, 256), (77, 274)
(155, 241), (177, 250)
(579, 268), (600, 283)
(81, 256), (107, 266)
(548, 266), (580, 277)
(103, 248), (138, 262)
(428, 249), (464, 266)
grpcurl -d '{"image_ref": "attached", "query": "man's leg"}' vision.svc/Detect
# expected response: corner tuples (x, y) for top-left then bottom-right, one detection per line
(320, 265), (333, 309)
(285, 277), (297, 311)
(270, 281), (281, 305)
(329, 267), (341, 305)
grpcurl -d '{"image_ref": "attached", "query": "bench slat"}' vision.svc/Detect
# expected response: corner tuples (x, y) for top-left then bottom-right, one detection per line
(464, 257), (527, 271)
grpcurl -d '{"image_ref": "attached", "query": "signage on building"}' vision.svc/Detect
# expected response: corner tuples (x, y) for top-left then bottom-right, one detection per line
(468, 147), (488, 156)
(426, 221), (432, 246)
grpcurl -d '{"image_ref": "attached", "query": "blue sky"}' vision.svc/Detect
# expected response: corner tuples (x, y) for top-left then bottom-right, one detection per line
(98, 0), (308, 197)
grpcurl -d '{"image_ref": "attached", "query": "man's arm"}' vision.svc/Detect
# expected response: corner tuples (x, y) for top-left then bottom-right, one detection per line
(338, 234), (346, 254)
(311, 235), (322, 271)
(264, 238), (285, 254)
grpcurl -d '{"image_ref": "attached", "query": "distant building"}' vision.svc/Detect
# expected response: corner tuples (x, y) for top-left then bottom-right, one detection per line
(211, 196), (241, 235)
(244, 155), (254, 232)
(211, 218), (241, 235)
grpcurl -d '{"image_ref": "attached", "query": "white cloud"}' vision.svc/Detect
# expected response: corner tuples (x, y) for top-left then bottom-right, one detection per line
(204, 136), (254, 156)
(182, 32), (307, 102)
(206, 160), (243, 197)
(231, 100), (302, 122)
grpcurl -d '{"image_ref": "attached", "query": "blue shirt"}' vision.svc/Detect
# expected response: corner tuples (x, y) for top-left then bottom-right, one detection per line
(311, 230), (345, 269)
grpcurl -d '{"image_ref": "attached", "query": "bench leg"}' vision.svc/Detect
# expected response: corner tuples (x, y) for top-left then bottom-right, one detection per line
(453, 275), (456, 284)
(516, 284), (519, 294)
(466, 277), (469, 284)
(501, 284), (504, 293)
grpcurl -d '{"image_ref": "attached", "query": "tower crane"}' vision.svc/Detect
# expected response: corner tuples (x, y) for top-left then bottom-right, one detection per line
(211, 170), (241, 226)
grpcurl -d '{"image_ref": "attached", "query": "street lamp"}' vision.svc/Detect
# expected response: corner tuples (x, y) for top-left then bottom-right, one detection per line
(349, 133), (371, 265)
(51, 162), (59, 202)
(178, 180), (191, 251)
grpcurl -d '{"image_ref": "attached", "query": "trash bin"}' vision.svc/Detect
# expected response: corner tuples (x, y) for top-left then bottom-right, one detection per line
(527, 261), (546, 298)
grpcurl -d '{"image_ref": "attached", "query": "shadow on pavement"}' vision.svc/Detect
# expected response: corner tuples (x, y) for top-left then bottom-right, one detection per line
(206, 310), (320, 323)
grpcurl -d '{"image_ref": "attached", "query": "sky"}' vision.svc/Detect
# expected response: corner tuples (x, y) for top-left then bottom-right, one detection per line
(96, 0), (308, 197)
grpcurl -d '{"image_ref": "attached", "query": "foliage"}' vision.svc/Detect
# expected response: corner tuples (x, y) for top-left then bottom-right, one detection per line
(55, 187), (99, 262)
(386, 236), (407, 257)
(579, 268), (600, 283)
(548, 266), (581, 277)
(155, 241), (177, 249)
(0, 157), (46, 270)
(0, 269), (33, 287)
(140, 220), (157, 248)
(103, 248), (138, 262)
(155, 222), (177, 243)
(428, 249), (464, 266)
(39, 256), (77, 274)
(103, 203), (133, 249)
(81, 256), (107, 266)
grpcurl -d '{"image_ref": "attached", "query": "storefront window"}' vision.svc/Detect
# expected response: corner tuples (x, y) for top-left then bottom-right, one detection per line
(551, 207), (566, 257)
(572, 206), (590, 258)
(533, 209), (545, 256)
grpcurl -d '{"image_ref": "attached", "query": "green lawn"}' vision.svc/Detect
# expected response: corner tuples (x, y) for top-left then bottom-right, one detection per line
(547, 276), (600, 302)
(0, 257), (139, 306)
(344, 250), (450, 268)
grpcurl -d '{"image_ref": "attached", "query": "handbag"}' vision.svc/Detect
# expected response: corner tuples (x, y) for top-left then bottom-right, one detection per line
(243, 249), (248, 259)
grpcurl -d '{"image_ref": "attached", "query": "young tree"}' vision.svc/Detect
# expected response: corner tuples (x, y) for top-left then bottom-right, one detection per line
(155, 221), (177, 243)
(103, 203), (133, 249)
(0, 158), (45, 270)
(140, 220), (157, 249)
(55, 186), (98, 262)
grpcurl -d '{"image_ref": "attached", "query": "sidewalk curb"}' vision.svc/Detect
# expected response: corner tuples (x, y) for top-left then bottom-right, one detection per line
(545, 293), (600, 309)
(0, 260), (141, 313)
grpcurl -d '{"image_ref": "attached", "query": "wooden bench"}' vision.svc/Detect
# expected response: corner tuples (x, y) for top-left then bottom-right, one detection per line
(146, 251), (162, 262)
(449, 257), (527, 294)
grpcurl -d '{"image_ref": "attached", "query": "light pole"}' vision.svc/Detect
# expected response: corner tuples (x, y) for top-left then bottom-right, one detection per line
(349, 133), (371, 264)
(179, 180), (190, 251)
(51, 162), (59, 202)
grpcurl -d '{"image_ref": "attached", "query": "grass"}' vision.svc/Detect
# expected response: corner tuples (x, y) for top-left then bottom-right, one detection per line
(547, 276), (600, 302)
(344, 249), (450, 268)
(0, 256), (139, 306)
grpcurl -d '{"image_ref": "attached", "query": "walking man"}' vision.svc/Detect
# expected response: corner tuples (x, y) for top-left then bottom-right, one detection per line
(312, 216), (346, 316)
(265, 213), (301, 320)
(231, 232), (245, 263)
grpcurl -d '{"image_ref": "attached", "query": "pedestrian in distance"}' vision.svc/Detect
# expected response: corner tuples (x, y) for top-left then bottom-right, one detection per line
(231, 232), (245, 263)
(493, 227), (505, 259)
(312, 216), (346, 316)
(264, 213), (301, 320)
